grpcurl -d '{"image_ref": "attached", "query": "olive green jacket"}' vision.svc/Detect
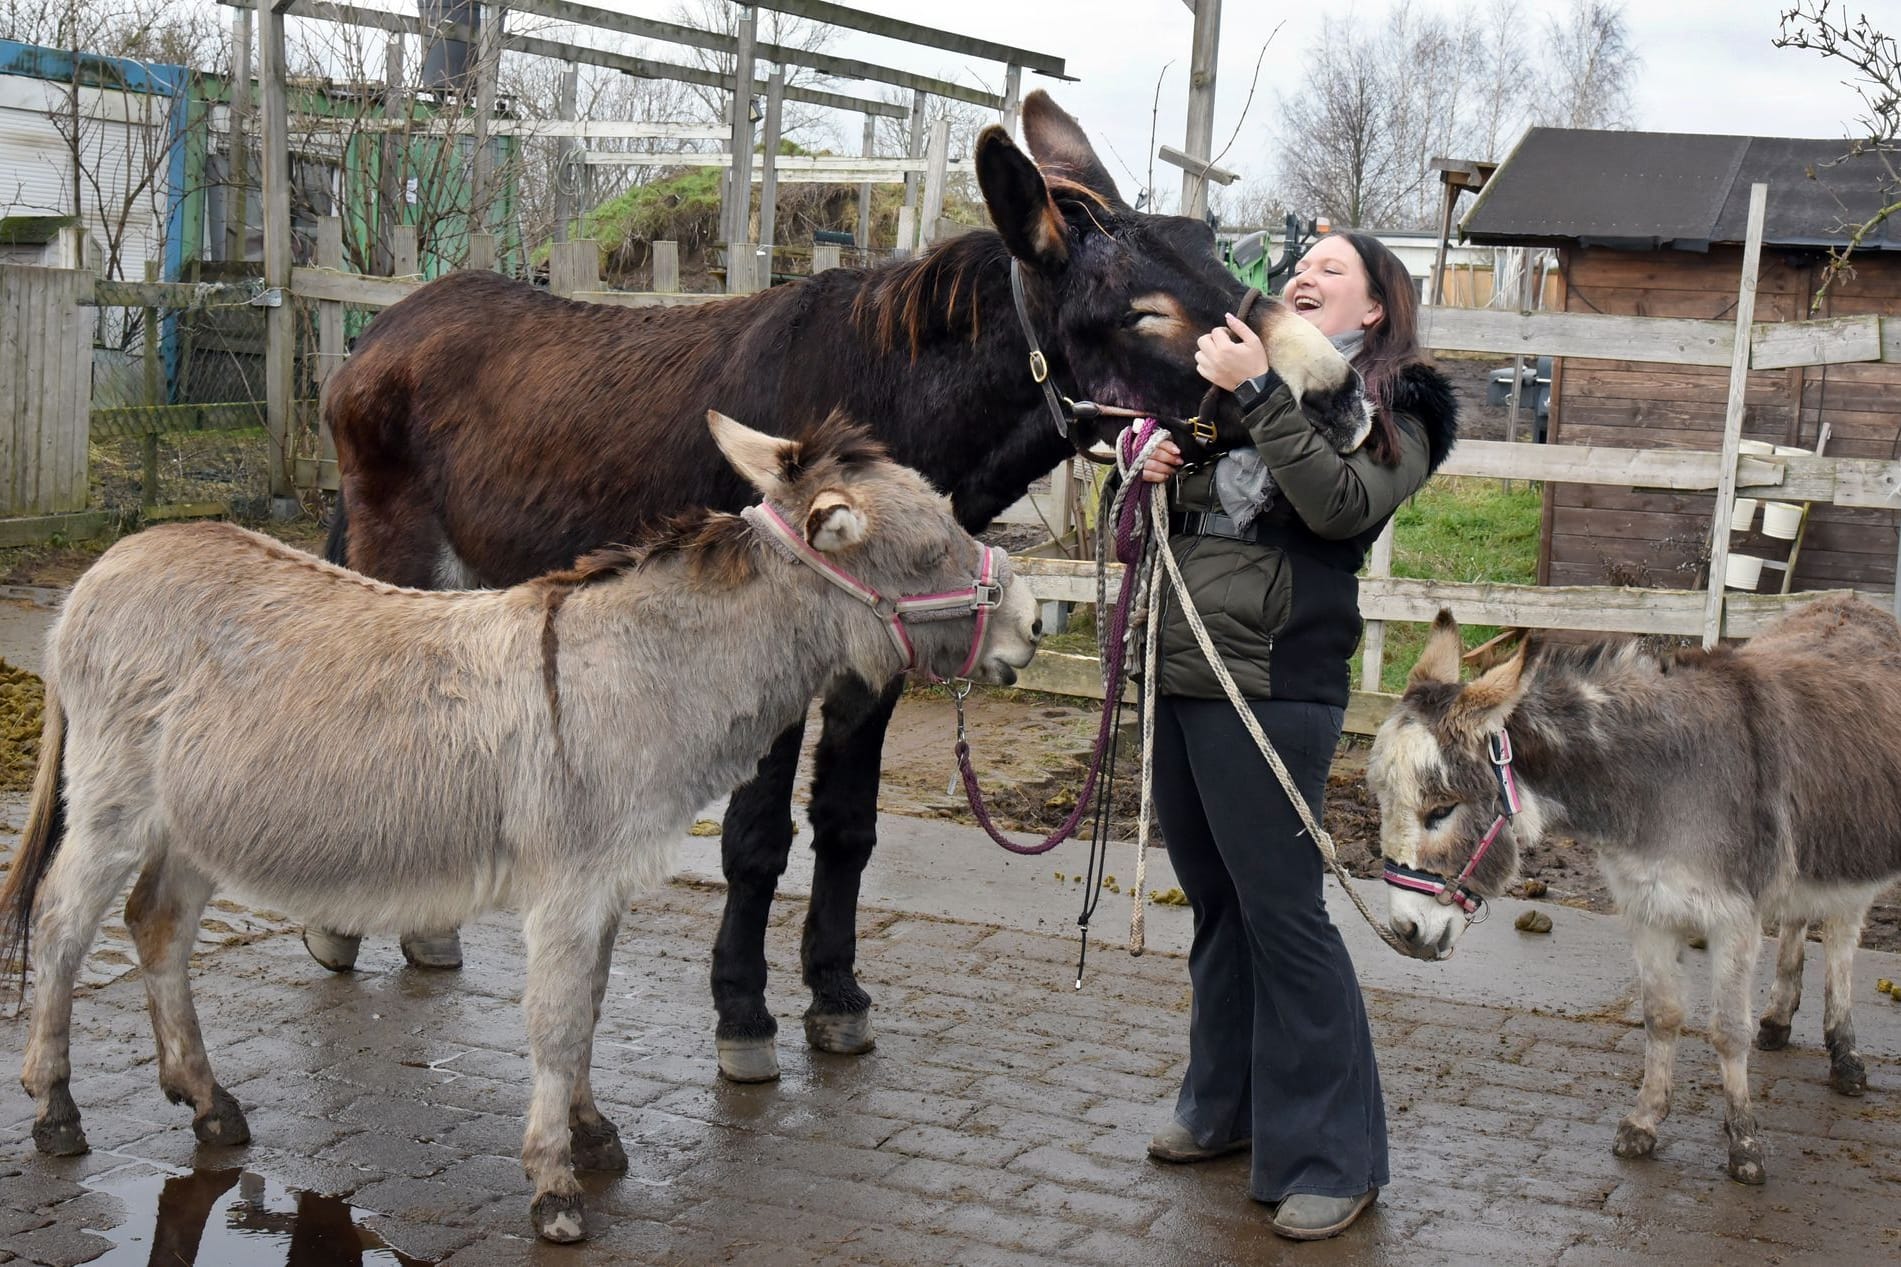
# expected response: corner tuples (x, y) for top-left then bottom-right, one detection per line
(1154, 362), (1459, 704)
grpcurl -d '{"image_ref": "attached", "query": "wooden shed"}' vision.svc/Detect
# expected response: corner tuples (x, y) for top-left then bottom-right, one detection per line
(1459, 128), (1901, 595)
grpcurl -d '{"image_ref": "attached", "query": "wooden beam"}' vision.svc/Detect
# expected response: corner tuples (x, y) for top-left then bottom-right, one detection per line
(723, 6), (757, 257)
(1178, 0), (1221, 218)
(1158, 144), (1238, 187)
(377, 32), (403, 275)
(226, 6), (252, 262)
(496, 0), (1006, 108)
(750, 0), (1067, 78)
(552, 61), (579, 244)
(918, 118), (950, 248)
(469, 3), (502, 218)
(858, 116), (875, 249)
(1418, 306), (1887, 370)
(1703, 183), (1768, 649)
(257, 0), (294, 507)
(758, 67), (785, 272)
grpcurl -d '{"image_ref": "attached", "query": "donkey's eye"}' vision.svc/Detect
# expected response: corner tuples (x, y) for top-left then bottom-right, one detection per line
(1122, 309), (1168, 331)
(1423, 803), (1458, 829)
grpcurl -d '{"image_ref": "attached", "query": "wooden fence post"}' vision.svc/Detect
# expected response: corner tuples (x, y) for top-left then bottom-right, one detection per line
(377, 34), (403, 276)
(1702, 183), (1769, 649)
(141, 260), (161, 509)
(652, 240), (680, 293)
(226, 8), (252, 263)
(858, 116), (876, 250)
(757, 67), (784, 281)
(895, 205), (917, 259)
(315, 217), (344, 480)
(1360, 521), (1395, 691)
(466, 232), (497, 273)
(548, 240), (599, 298)
(257, 0), (295, 514)
(918, 119), (950, 250)
(391, 224), (418, 278)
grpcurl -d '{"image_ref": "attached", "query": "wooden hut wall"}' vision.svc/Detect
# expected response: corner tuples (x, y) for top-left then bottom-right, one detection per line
(1541, 245), (1901, 593)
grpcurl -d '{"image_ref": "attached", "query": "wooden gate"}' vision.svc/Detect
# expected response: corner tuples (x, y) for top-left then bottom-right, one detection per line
(0, 265), (90, 516)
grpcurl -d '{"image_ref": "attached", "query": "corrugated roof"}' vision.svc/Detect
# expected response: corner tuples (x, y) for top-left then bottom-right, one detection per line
(1461, 128), (1901, 252)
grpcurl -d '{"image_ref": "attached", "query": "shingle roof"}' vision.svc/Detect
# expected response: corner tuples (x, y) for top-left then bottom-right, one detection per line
(1460, 128), (1901, 252)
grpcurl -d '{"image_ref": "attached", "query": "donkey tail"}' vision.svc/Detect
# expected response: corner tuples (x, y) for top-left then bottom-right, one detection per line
(1, 678), (66, 1000)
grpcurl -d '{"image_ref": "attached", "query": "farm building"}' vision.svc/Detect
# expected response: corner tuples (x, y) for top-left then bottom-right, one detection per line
(1460, 127), (1901, 596)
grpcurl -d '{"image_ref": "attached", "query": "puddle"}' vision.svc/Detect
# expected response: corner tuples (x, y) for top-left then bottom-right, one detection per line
(83, 1168), (432, 1266)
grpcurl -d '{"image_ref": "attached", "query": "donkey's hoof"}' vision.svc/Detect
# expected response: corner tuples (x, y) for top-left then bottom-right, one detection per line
(531, 1192), (588, 1243)
(400, 930), (464, 970)
(303, 928), (361, 973)
(32, 1115), (89, 1157)
(1611, 1120), (1657, 1160)
(570, 1117), (629, 1172)
(804, 1009), (875, 1056)
(192, 1086), (251, 1146)
(716, 1036), (781, 1083)
(1755, 1018), (1792, 1051)
(1829, 1057), (1868, 1097)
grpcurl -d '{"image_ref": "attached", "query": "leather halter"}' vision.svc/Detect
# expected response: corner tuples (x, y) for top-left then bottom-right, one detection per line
(1007, 260), (1263, 454)
(1382, 729), (1522, 917)
(742, 501), (1008, 682)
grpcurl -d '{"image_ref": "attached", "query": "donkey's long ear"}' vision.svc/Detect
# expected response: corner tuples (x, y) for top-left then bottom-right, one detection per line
(1407, 610), (1464, 689)
(1446, 643), (1529, 737)
(707, 410), (798, 497)
(1019, 91), (1125, 208)
(976, 126), (1069, 272)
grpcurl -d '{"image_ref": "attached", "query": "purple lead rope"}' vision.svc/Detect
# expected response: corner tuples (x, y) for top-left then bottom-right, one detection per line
(954, 420), (1163, 855)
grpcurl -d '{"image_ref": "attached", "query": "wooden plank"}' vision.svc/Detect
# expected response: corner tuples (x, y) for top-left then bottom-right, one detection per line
(0, 510), (114, 548)
(391, 225), (418, 278)
(292, 266), (420, 307)
(570, 290), (726, 309)
(652, 240), (681, 293)
(87, 280), (252, 309)
(465, 232), (497, 273)
(1012, 650), (1130, 703)
(1420, 306), (1891, 369)
(314, 218), (344, 481)
(1438, 438), (1785, 491)
(1361, 520), (1394, 690)
(722, 6), (756, 252)
(1704, 185), (1768, 648)
(758, 68), (785, 266)
(294, 456), (339, 491)
(749, 0), (1066, 76)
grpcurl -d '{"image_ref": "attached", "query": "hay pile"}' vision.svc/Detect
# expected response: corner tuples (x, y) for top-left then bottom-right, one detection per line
(0, 658), (45, 794)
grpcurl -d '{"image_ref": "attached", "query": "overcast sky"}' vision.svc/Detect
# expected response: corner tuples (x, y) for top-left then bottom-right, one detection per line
(633, 0), (1876, 205)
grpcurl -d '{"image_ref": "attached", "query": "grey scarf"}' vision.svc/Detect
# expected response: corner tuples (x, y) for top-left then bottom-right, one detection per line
(1213, 329), (1366, 531)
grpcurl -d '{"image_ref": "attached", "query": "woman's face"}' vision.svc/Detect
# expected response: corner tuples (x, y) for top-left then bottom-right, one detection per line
(1285, 236), (1385, 338)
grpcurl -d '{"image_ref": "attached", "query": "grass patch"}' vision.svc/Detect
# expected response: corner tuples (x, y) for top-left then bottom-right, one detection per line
(1354, 475), (1543, 693)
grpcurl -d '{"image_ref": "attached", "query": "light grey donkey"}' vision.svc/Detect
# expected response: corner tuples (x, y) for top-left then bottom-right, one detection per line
(0, 411), (1041, 1243)
(1368, 595), (1901, 1186)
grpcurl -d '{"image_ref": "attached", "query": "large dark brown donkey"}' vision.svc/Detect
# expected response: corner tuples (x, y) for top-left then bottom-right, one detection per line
(320, 92), (1367, 1082)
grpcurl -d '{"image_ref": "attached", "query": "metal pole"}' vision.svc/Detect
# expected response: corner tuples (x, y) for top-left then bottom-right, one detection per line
(1180, 0), (1220, 220)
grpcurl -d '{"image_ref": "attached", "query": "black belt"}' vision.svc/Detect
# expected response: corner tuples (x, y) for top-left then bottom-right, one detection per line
(1169, 509), (1276, 546)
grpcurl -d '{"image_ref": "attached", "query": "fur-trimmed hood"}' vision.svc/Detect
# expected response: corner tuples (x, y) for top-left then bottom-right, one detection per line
(1387, 361), (1459, 475)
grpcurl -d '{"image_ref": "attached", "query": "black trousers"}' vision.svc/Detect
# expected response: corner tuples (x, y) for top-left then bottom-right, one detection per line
(1151, 694), (1388, 1203)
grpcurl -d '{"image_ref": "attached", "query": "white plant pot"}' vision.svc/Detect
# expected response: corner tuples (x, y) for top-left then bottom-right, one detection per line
(1762, 501), (1804, 539)
(1729, 498), (1758, 532)
(1724, 553), (1764, 590)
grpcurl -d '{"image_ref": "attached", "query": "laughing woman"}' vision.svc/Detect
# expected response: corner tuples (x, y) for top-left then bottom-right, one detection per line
(1138, 232), (1458, 1240)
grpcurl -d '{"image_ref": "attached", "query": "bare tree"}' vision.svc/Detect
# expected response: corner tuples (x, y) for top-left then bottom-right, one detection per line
(1774, 2), (1900, 305)
(1473, 0), (1536, 160)
(1539, 0), (1641, 130)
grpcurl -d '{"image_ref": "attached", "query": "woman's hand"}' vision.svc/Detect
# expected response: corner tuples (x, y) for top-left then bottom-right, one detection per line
(1194, 313), (1268, 391)
(1141, 438), (1184, 483)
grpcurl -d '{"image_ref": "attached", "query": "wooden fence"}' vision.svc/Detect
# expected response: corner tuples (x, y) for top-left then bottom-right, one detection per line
(0, 266), (90, 520)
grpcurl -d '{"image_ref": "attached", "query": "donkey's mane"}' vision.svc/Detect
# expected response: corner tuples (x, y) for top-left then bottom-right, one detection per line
(847, 173), (1118, 360)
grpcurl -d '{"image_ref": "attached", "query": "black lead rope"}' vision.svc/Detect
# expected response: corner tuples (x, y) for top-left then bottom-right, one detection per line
(1074, 679), (1126, 988)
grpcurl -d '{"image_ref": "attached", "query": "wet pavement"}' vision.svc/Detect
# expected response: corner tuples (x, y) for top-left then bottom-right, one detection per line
(2, 792), (1898, 1267)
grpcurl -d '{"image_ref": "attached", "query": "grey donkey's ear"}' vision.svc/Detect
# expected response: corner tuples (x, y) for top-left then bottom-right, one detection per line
(1446, 642), (1529, 738)
(707, 411), (798, 498)
(1408, 610), (1463, 689)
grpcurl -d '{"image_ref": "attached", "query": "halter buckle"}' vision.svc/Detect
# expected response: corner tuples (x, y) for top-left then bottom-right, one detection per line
(1029, 350), (1050, 384)
(972, 580), (1002, 610)
(1187, 415), (1216, 445)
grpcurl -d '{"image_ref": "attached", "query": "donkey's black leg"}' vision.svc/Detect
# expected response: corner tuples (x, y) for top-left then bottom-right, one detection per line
(711, 720), (806, 1082)
(801, 676), (904, 1055)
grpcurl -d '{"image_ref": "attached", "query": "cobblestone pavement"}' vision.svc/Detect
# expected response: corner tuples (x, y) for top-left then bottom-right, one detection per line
(2, 852), (1899, 1267)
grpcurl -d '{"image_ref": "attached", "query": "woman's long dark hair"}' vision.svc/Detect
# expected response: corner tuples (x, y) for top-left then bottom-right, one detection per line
(1332, 230), (1425, 466)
